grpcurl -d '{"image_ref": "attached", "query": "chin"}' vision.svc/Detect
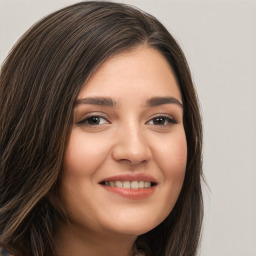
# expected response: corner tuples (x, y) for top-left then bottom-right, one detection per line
(101, 212), (167, 236)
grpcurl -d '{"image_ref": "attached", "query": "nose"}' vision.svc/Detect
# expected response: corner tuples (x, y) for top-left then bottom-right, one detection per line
(112, 125), (152, 165)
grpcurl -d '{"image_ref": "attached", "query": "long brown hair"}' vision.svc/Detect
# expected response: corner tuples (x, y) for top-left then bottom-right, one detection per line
(0, 2), (203, 255)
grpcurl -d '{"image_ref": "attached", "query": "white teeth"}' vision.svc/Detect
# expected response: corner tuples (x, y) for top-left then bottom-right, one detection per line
(115, 181), (123, 188)
(123, 181), (131, 189)
(131, 181), (139, 189)
(145, 181), (150, 188)
(104, 181), (152, 189)
(138, 181), (144, 188)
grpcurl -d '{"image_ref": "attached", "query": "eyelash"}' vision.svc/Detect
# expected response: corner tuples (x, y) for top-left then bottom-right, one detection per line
(146, 114), (177, 126)
(77, 114), (177, 127)
(77, 115), (109, 126)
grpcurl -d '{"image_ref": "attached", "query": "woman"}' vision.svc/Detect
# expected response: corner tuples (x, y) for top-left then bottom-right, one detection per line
(0, 1), (203, 256)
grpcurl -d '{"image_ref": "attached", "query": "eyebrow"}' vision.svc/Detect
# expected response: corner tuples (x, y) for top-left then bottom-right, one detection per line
(75, 97), (118, 107)
(146, 97), (183, 108)
(75, 96), (183, 108)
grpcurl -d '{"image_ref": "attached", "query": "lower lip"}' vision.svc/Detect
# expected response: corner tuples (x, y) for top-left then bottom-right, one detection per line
(101, 185), (156, 200)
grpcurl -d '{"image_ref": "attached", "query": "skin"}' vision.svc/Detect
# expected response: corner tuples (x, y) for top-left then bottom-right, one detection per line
(55, 46), (187, 256)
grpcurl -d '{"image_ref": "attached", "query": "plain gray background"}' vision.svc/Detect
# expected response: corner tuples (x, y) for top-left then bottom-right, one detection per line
(1, 0), (256, 255)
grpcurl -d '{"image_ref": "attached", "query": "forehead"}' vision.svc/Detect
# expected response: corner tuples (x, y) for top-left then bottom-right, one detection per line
(78, 46), (181, 102)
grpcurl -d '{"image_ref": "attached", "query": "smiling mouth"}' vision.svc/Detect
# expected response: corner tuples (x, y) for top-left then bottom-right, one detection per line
(101, 181), (156, 189)
(99, 176), (157, 199)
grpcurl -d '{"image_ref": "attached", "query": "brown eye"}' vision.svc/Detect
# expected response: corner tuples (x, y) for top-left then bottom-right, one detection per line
(147, 115), (177, 126)
(153, 117), (167, 125)
(78, 116), (108, 126)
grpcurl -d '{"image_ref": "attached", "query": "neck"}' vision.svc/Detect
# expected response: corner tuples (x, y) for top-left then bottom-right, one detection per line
(54, 221), (137, 256)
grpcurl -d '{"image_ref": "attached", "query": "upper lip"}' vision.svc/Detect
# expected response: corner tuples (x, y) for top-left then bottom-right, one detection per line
(99, 173), (158, 184)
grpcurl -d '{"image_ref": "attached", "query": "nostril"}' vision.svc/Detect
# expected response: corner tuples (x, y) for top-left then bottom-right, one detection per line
(111, 131), (152, 164)
(112, 145), (152, 165)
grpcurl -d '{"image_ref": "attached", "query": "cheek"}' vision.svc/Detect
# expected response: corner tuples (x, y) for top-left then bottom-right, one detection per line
(160, 130), (187, 211)
(60, 131), (111, 220)
(155, 130), (187, 180)
(152, 129), (187, 213)
(63, 130), (110, 177)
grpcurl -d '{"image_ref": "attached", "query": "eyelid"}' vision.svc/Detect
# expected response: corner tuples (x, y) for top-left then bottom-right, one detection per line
(146, 113), (178, 125)
(76, 112), (110, 126)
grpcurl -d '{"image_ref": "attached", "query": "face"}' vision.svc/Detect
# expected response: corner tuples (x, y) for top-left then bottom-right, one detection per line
(60, 46), (187, 237)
